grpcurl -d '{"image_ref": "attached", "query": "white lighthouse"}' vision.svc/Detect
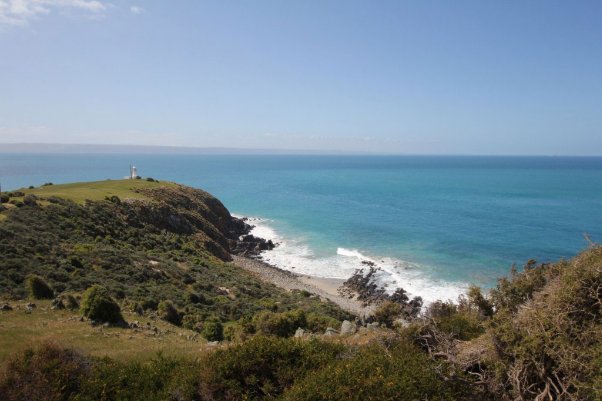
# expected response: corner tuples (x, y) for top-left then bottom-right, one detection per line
(130, 165), (138, 179)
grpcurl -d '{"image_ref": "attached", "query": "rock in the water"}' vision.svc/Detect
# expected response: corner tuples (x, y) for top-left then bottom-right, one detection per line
(324, 327), (339, 336)
(1, 303), (13, 311)
(230, 234), (276, 257)
(294, 327), (305, 338)
(340, 320), (357, 335)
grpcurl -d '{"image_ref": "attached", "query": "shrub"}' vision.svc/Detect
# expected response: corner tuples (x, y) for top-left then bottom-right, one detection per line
(252, 309), (307, 337)
(0, 194), (8, 203)
(80, 285), (123, 324)
(78, 354), (200, 401)
(199, 336), (344, 400)
(158, 300), (181, 326)
(486, 247), (602, 400)
(282, 340), (468, 401)
(202, 320), (224, 341)
(0, 342), (89, 401)
(26, 274), (54, 299)
(23, 194), (38, 207)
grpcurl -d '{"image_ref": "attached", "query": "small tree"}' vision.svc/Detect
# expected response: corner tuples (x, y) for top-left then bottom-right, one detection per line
(80, 285), (123, 324)
(26, 274), (54, 299)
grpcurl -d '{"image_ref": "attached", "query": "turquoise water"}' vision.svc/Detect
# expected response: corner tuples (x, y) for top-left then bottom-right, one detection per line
(2, 154), (601, 301)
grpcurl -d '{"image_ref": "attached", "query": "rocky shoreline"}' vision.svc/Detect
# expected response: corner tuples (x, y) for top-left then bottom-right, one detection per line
(228, 215), (375, 316)
(231, 255), (373, 317)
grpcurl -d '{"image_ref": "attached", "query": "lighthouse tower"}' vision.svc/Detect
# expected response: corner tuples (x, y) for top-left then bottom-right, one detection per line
(130, 165), (138, 179)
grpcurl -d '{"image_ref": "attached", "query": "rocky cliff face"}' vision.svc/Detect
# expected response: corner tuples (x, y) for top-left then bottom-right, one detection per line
(123, 185), (274, 260)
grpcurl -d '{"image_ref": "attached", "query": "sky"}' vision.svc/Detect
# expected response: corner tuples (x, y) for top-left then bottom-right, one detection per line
(0, 1), (601, 155)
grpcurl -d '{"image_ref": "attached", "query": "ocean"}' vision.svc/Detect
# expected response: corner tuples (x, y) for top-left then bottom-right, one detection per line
(2, 153), (601, 303)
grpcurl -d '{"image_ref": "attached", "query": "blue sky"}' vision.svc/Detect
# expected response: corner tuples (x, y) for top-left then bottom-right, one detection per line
(1, 1), (601, 154)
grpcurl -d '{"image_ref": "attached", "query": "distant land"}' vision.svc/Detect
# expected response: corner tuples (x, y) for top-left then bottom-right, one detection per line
(0, 143), (373, 155)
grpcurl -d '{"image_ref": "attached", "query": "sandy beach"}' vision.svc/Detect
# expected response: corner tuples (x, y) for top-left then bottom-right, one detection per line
(232, 255), (373, 317)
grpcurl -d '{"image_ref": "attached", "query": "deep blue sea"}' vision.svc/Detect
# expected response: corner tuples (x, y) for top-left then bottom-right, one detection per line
(2, 153), (602, 302)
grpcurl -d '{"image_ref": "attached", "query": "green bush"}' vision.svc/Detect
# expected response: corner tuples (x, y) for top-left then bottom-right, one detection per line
(199, 336), (344, 400)
(282, 340), (468, 401)
(0, 342), (89, 401)
(80, 285), (123, 324)
(202, 320), (224, 341)
(252, 309), (307, 337)
(26, 274), (54, 299)
(0, 344), (200, 401)
(0, 194), (8, 203)
(77, 353), (200, 401)
(158, 300), (181, 326)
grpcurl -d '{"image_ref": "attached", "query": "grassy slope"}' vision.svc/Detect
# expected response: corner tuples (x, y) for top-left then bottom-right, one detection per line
(0, 300), (205, 363)
(15, 179), (177, 203)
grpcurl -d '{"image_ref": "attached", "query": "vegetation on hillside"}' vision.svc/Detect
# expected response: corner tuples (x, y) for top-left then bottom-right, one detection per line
(0, 180), (600, 400)
(0, 181), (350, 335)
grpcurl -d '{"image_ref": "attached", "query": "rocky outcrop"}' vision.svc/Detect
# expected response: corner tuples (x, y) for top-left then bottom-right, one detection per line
(230, 234), (275, 257)
(115, 184), (275, 261)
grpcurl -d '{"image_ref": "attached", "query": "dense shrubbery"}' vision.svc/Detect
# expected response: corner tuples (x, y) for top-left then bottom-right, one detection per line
(484, 250), (602, 400)
(0, 343), (89, 401)
(0, 248), (600, 400)
(282, 340), (468, 401)
(0, 343), (199, 401)
(199, 336), (345, 400)
(80, 285), (123, 324)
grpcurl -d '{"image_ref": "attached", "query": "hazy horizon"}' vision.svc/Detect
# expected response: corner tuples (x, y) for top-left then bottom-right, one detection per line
(3, 142), (602, 157)
(2, 1), (601, 155)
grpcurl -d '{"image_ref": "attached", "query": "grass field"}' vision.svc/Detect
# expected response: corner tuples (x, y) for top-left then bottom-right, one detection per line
(14, 179), (178, 204)
(0, 300), (208, 363)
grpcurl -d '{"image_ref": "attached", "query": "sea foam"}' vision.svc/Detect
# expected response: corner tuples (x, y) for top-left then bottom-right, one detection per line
(246, 216), (467, 304)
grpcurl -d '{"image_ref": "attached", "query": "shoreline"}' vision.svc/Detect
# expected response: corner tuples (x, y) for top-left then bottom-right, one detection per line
(231, 255), (374, 317)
